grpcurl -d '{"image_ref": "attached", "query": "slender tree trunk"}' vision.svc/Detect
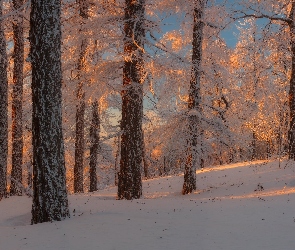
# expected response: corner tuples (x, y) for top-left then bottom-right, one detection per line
(27, 149), (33, 190)
(0, 0), (8, 200)
(142, 132), (148, 178)
(30, 0), (69, 224)
(10, 0), (24, 196)
(89, 99), (99, 192)
(250, 29), (259, 162)
(288, 2), (295, 159)
(118, 0), (145, 200)
(74, 0), (89, 193)
(74, 68), (85, 193)
(183, 0), (205, 195)
(114, 134), (120, 186)
(251, 131), (257, 160)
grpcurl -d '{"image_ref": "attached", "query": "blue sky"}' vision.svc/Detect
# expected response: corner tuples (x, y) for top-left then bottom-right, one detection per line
(159, 11), (240, 49)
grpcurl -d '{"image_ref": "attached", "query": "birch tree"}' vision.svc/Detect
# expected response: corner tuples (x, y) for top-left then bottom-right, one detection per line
(30, 0), (69, 223)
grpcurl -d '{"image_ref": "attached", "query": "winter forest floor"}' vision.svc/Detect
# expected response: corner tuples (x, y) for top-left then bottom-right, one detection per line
(1, 160), (295, 250)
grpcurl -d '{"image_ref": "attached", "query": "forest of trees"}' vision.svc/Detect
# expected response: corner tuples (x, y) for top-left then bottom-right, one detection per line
(0, 0), (294, 223)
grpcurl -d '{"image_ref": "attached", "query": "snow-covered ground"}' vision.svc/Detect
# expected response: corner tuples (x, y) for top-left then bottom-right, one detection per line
(1, 160), (295, 250)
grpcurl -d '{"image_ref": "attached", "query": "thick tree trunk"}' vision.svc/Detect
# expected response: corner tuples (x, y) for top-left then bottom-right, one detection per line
(183, 1), (205, 195)
(30, 0), (69, 224)
(10, 0), (24, 196)
(89, 100), (99, 192)
(288, 2), (295, 159)
(118, 0), (145, 200)
(74, 0), (89, 193)
(0, 1), (8, 200)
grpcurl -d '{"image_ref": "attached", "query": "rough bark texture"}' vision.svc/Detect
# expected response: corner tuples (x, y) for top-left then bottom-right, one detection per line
(183, 1), (205, 195)
(118, 0), (145, 200)
(89, 100), (99, 192)
(30, 0), (69, 224)
(0, 1), (8, 200)
(10, 0), (24, 196)
(74, 0), (89, 193)
(288, 2), (295, 159)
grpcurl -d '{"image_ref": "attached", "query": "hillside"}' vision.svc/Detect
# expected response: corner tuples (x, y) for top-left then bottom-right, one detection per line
(0, 160), (295, 250)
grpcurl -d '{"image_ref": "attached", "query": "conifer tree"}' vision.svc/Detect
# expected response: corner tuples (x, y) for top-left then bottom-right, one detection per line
(30, 0), (69, 223)
(10, 0), (24, 196)
(118, 0), (145, 200)
(0, 0), (8, 200)
(182, 0), (206, 195)
(74, 0), (90, 193)
(89, 99), (99, 192)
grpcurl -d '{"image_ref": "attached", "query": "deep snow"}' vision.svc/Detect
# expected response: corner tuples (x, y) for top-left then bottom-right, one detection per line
(0, 160), (295, 250)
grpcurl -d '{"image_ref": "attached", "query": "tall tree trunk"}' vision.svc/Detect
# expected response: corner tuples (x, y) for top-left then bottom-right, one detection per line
(30, 0), (69, 224)
(288, 2), (295, 159)
(251, 131), (257, 160)
(250, 29), (259, 162)
(89, 99), (99, 192)
(10, 0), (24, 196)
(142, 130), (148, 178)
(0, 0), (8, 200)
(74, 0), (89, 193)
(183, 0), (205, 195)
(118, 0), (145, 200)
(114, 134), (120, 186)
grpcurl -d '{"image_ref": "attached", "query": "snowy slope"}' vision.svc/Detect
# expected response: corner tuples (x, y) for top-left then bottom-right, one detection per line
(0, 160), (295, 250)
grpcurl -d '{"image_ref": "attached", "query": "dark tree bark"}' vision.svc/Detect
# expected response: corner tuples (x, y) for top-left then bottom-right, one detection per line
(183, 0), (205, 195)
(288, 2), (295, 159)
(10, 0), (24, 196)
(251, 131), (257, 160)
(142, 131), (148, 178)
(89, 100), (99, 192)
(114, 134), (120, 186)
(0, 0), (8, 200)
(118, 0), (145, 200)
(74, 0), (89, 193)
(30, 0), (69, 224)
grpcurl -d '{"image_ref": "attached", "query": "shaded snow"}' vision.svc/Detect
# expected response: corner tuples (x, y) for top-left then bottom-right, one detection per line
(1, 160), (295, 250)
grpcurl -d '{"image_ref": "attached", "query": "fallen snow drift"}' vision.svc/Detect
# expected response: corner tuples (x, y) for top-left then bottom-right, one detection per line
(1, 160), (295, 250)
